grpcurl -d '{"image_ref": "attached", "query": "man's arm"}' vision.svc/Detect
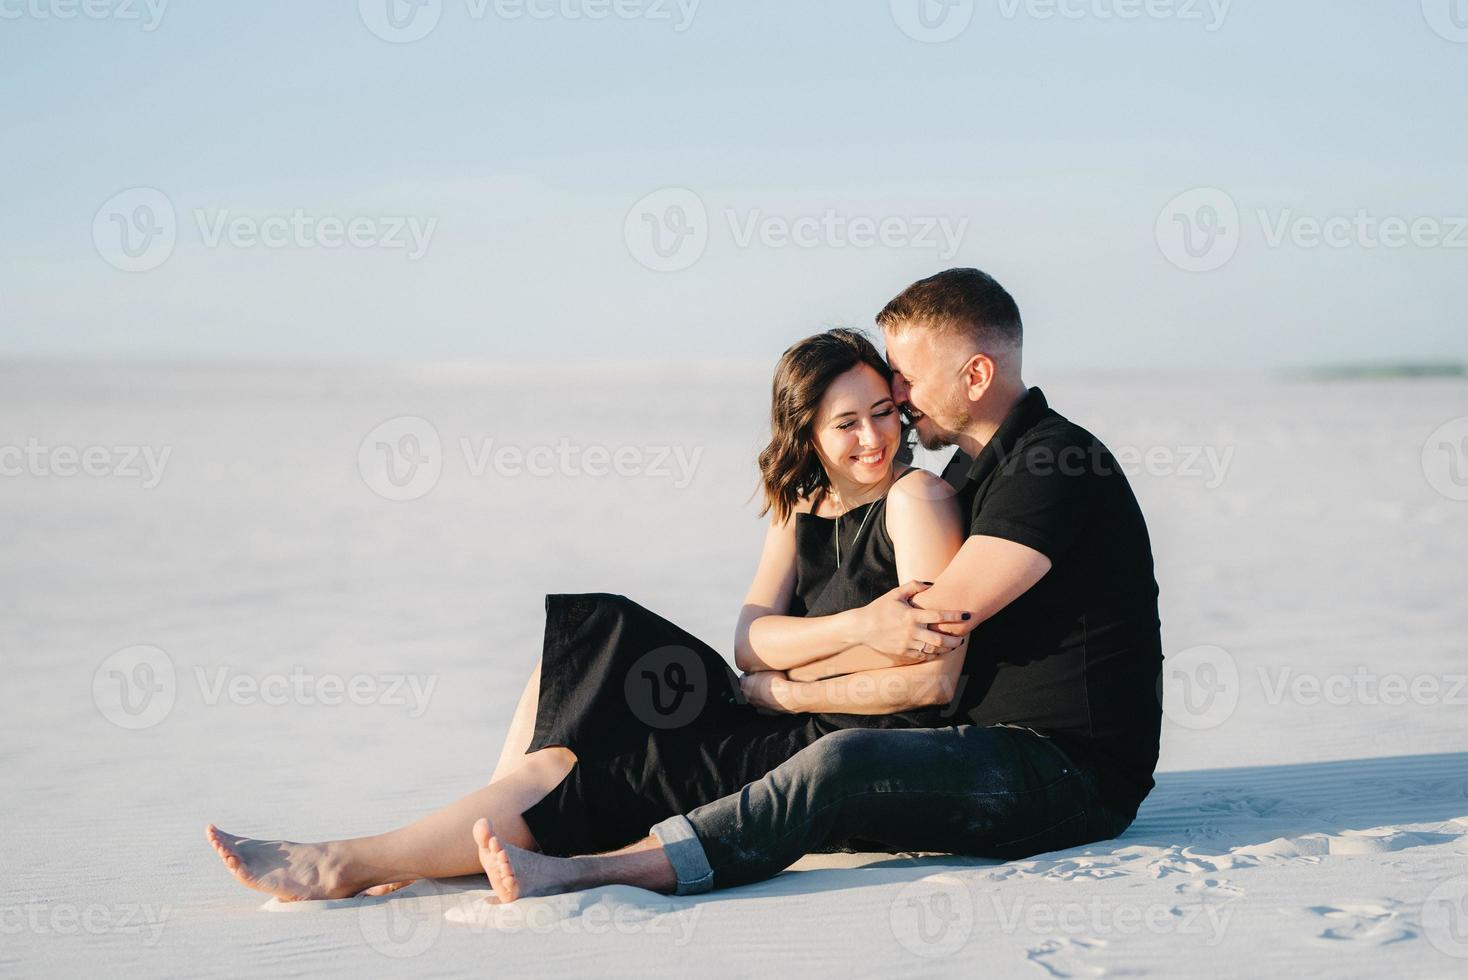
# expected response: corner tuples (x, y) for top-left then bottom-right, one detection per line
(914, 533), (1052, 631)
(775, 535), (1052, 706)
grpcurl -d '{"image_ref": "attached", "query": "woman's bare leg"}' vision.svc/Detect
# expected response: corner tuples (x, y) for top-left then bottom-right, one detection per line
(206, 746), (575, 902)
(363, 657), (546, 896)
(490, 658), (542, 784)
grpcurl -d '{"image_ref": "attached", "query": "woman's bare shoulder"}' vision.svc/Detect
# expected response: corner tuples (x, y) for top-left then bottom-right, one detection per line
(888, 467), (957, 505)
(884, 468), (963, 541)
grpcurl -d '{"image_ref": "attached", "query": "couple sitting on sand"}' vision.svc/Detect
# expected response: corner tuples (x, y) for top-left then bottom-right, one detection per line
(206, 267), (1163, 904)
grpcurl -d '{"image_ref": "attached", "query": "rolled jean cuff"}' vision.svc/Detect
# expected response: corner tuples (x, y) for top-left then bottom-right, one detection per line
(649, 815), (715, 896)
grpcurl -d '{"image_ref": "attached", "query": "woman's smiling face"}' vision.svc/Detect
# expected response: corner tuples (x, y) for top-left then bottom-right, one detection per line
(811, 363), (902, 491)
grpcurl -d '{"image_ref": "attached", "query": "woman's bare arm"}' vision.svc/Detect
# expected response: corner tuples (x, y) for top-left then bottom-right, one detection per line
(733, 511), (867, 673)
(743, 642), (967, 714)
(785, 644), (906, 682)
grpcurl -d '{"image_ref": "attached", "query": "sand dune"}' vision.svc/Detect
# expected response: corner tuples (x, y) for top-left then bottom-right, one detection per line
(3, 364), (1465, 976)
(231, 751), (1468, 976)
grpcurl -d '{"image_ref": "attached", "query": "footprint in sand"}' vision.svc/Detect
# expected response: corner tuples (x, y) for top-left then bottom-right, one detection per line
(1034, 860), (1127, 881)
(987, 849), (1138, 882)
(1174, 877), (1244, 901)
(1298, 901), (1416, 946)
(1193, 790), (1308, 820)
(1025, 937), (1108, 978)
(1146, 847), (1230, 878)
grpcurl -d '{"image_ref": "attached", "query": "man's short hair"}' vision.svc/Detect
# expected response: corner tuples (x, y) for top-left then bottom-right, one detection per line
(876, 267), (1023, 355)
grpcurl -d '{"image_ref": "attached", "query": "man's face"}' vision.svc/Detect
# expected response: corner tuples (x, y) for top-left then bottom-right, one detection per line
(883, 326), (974, 451)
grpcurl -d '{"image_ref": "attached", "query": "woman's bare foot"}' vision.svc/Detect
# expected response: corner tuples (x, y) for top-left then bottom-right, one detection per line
(205, 824), (365, 902)
(473, 817), (582, 904)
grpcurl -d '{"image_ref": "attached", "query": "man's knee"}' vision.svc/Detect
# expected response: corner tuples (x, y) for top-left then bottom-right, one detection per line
(785, 728), (893, 785)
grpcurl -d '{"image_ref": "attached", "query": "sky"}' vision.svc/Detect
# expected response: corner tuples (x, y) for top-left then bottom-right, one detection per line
(1, 0), (1465, 373)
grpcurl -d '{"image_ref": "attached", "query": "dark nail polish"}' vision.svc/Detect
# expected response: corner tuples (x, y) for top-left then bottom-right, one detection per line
(962, 613), (972, 621)
(920, 581), (934, 586)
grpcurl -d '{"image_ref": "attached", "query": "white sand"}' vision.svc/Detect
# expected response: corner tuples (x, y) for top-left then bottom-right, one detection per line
(3, 362), (1465, 977)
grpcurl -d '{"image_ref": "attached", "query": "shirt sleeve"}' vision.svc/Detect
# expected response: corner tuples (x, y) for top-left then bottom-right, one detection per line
(967, 430), (1105, 561)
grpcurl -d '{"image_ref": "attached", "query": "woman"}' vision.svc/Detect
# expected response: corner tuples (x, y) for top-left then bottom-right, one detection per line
(206, 328), (971, 901)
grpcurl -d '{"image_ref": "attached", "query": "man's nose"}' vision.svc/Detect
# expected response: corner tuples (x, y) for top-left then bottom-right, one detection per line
(892, 377), (910, 401)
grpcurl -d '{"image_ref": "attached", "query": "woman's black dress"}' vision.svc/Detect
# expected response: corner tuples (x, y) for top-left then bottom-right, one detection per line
(522, 469), (956, 856)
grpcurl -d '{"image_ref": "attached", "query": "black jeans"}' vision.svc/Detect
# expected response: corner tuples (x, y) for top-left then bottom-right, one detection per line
(649, 724), (1132, 894)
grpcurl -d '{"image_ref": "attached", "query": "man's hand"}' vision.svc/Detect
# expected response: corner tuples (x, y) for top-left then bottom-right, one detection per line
(852, 581), (971, 661)
(740, 670), (796, 714)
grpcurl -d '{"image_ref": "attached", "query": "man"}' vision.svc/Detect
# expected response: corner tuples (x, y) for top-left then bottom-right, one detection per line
(471, 267), (1163, 902)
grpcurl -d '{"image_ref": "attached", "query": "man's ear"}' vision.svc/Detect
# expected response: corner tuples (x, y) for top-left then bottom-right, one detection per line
(964, 353), (996, 402)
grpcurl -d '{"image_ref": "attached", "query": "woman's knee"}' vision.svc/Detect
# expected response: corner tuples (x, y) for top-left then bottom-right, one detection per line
(529, 745), (576, 774)
(501, 746), (574, 793)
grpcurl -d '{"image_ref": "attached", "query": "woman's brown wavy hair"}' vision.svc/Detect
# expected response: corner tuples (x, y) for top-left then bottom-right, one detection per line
(757, 328), (894, 524)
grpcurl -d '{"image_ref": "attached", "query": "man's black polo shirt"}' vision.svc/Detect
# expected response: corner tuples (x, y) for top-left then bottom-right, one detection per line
(940, 387), (1163, 821)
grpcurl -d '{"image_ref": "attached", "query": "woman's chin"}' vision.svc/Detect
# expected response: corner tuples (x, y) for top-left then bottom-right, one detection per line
(844, 454), (896, 485)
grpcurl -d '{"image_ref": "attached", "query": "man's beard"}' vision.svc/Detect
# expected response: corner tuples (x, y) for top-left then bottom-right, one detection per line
(910, 401), (968, 451)
(916, 425), (954, 452)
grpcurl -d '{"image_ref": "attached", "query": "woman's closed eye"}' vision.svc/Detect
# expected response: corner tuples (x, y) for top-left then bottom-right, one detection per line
(837, 408), (896, 430)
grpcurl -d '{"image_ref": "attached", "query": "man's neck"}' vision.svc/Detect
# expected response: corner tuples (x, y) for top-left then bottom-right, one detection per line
(954, 382), (1027, 460)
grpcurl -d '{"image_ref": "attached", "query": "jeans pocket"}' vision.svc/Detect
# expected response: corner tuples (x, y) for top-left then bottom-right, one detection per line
(992, 723), (1078, 775)
(992, 806), (1090, 859)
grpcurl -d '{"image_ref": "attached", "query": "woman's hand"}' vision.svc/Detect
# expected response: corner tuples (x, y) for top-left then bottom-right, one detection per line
(740, 670), (796, 714)
(852, 581), (970, 661)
